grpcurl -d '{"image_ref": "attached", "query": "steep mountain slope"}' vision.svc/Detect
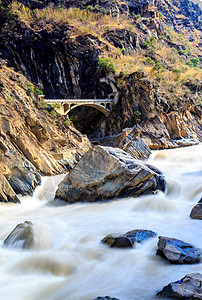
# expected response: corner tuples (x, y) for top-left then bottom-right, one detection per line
(0, 0), (201, 150)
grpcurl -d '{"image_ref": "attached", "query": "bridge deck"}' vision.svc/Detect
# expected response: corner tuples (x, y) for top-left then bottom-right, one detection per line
(45, 99), (113, 103)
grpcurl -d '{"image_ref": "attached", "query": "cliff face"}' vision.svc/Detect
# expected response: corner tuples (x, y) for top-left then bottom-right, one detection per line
(0, 0), (201, 151)
(0, 59), (91, 201)
(95, 71), (202, 149)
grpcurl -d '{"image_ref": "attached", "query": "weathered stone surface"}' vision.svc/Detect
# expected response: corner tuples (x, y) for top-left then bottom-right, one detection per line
(55, 146), (166, 203)
(156, 236), (201, 264)
(157, 273), (202, 299)
(93, 297), (120, 300)
(102, 229), (157, 248)
(0, 174), (20, 203)
(4, 221), (34, 249)
(190, 198), (202, 220)
(0, 64), (91, 201)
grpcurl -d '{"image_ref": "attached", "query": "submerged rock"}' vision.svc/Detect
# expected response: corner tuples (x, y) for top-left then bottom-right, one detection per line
(157, 273), (202, 299)
(156, 236), (201, 264)
(102, 229), (157, 248)
(4, 221), (34, 249)
(55, 146), (166, 203)
(190, 198), (202, 220)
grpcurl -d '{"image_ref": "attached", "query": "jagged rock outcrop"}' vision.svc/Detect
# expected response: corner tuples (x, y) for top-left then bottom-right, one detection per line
(95, 71), (202, 149)
(102, 229), (157, 248)
(0, 61), (91, 200)
(157, 273), (202, 299)
(55, 146), (166, 203)
(156, 236), (201, 264)
(0, 174), (20, 203)
(190, 198), (202, 220)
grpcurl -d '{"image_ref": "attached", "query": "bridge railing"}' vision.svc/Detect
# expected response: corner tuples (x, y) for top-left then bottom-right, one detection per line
(44, 99), (113, 103)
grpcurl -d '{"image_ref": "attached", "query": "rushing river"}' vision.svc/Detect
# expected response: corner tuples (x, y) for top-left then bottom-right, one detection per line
(0, 145), (201, 300)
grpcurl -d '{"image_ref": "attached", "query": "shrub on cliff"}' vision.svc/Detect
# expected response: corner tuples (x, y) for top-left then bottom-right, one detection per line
(98, 57), (116, 75)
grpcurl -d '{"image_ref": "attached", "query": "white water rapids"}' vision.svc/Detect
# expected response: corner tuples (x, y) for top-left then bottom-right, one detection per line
(0, 145), (201, 300)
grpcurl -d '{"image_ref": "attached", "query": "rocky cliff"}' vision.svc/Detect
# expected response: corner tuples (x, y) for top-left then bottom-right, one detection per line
(0, 0), (201, 150)
(0, 58), (90, 201)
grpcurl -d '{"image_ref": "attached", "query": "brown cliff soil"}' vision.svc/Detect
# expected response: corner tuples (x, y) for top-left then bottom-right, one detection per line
(0, 59), (91, 201)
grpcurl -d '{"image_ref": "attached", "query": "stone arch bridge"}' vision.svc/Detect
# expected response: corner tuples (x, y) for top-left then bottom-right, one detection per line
(44, 99), (114, 116)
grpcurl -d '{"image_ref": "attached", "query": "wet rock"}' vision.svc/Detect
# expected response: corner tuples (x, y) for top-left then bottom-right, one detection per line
(157, 273), (202, 299)
(190, 198), (202, 220)
(156, 236), (201, 264)
(102, 229), (157, 248)
(4, 221), (34, 249)
(102, 235), (133, 248)
(93, 297), (120, 300)
(55, 146), (166, 203)
(0, 174), (20, 203)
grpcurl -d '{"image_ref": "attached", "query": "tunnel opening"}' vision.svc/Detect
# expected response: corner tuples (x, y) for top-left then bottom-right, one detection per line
(68, 105), (106, 138)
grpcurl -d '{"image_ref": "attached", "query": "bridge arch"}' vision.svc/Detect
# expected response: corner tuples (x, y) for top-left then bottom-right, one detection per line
(44, 99), (113, 117)
(65, 103), (110, 116)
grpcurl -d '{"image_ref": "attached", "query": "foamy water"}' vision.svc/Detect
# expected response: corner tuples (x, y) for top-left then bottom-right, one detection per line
(0, 145), (201, 300)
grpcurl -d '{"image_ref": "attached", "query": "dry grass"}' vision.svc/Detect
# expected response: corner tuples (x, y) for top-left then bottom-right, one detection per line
(10, 1), (201, 87)
(11, 2), (130, 35)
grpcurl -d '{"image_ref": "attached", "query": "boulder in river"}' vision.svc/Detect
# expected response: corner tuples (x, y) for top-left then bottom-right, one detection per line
(55, 146), (166, 203)
(190, 198), (202, 220)
(102, 229), (157, 248)
(4, 221), (34, 249)
(156, 236), (201, 264)
(156, 273), (202, 299)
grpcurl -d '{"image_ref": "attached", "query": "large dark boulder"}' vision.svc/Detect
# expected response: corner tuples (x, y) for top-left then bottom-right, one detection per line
(157, 273), (202, 299)
(102, 229), (157, 248)
(4, 221), (34, 249)
(156, 236), (201, 264)
(190, 198), (202, 220)
(55, 146), (166, 203)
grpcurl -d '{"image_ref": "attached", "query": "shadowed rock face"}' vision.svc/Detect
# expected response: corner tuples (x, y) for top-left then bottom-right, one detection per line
(4, 221), (34, 249)
(0, 174), (20, 203)
(157, 273), (202, 299)
(55, 146), (166, 203)
(156, 236), (201, 264)
(190, 198), (202, 220)
(102, 229), (157, 248)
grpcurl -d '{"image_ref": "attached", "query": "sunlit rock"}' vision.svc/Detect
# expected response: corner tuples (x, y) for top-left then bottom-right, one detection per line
(156, 236), (201, 264)
(55, 146), (166, 203)
(102, 229), (157, 248)
(4, 221), (34, 249)
(157, 273), (202, 299)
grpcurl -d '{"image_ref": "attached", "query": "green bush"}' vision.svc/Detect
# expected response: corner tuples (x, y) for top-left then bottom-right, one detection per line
(64, 118), (72, 126)
(146, 57), (155, 66)
(35, 88), (43, 95)
(190, 58), (199, 67)
(173, 68), (181, 74)
(98, 58), (116, 75)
